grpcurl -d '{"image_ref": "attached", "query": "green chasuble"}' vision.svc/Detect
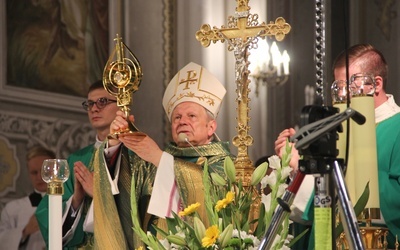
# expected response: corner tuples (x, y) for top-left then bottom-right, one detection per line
(36, 144), (96, 249)
(376, 112), (400, 248)
(300, 112), (400, 250)
(36, 143), (156, 250)
(93, 144), (156, 250)
(165, 140), (232, 226)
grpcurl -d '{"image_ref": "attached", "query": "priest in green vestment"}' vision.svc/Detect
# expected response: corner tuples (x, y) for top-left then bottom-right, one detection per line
(275, 44), (400, 249)
(35, 81), (156, 250)
(333, 43), (400, 249)
(112, 62), (232, 228)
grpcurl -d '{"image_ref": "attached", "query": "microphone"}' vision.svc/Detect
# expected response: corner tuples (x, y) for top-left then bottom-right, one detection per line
(178, 133), (206, 164)
(349, 109), (366, 125)
(178, 133), (189, 144)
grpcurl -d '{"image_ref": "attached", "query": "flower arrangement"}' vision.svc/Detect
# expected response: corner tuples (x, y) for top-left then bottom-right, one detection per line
(130, 143), (297, 249)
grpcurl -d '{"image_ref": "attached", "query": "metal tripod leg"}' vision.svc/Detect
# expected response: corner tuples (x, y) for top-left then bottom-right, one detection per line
(258, 172), (306, 250)
(332, 159), (365, 249)
(258, 158), (365, 249)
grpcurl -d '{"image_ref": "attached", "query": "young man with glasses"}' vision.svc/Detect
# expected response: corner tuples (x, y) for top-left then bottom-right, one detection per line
(36, 80), (156, 249)
(35, 80), (119, 248)
(275, 44), (400, 249)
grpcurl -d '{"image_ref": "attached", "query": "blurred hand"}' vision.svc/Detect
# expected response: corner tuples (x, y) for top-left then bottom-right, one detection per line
(274, 128), (300, 171)
(71, 161), (93, 209)
(22, 214), (39, 239)
(108, 110), (131, 147)
(74, 162), (93, 197)
(110, 110), (163, 166)
(110, 110), (130, 134)
(119, 133), (163, 166)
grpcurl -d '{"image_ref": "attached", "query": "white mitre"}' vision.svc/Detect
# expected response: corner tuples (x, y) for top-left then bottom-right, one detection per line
(162, 62), (226, 121)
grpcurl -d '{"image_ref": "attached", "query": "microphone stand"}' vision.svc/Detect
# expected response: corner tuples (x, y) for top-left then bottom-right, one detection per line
(258, 107), (366, 250)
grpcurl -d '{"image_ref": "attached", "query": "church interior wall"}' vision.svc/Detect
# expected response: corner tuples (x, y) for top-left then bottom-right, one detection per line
(0, 0), (399, 213)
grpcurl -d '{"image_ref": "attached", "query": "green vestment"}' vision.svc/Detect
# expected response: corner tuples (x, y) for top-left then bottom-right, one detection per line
(300, 112), (400, 249)
(165, 141), (231, 226)
(36, 144), (156, 250)
(376, 112), (400, 248)
(36, 144), (96, 249)
(93, 144), (156, 250)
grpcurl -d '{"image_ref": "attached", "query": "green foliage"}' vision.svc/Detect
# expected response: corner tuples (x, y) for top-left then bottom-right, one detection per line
(131, 144), (296, 249)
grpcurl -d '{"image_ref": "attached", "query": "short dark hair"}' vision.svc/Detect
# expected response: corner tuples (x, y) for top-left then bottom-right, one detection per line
(333, 44), (388, 89)
(87, 80), (104, 95)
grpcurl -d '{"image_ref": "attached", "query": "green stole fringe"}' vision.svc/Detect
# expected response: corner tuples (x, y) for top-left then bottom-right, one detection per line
(93, 144), (145, 249)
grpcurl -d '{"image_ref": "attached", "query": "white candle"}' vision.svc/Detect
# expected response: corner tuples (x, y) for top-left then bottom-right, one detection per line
(41, 159), (69, 250)
(276, 59), (282, 76)
(282, 50), (290, 75)
(264, 41), (270, 67)
(350, 96), (380, 208)
(270, 42), (282, 76)
(49, 195), (62, 250)
(270, 42), (279, 66)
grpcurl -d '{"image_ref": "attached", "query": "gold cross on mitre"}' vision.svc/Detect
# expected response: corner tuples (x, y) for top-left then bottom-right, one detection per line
(195, 0), (291, 184)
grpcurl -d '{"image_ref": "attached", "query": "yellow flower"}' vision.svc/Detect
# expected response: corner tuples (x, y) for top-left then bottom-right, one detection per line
(215, 199), (226, 212)
(215, 191), (235, 212)
(135, 247), (143, 250)
(178, 202), (201, 216)
(202, 225), (219, 247)
(225, 191), (235, 203)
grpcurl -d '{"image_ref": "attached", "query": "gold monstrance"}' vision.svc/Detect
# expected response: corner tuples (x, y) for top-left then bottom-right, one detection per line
(103, 34), (143, 138)
(195, 0), (291, 184)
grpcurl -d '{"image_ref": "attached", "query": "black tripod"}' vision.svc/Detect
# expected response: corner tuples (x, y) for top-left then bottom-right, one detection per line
(259, 106), (366, 250)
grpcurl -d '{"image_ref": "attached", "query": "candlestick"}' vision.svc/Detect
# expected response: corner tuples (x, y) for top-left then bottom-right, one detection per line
(41, 159), (69, 250)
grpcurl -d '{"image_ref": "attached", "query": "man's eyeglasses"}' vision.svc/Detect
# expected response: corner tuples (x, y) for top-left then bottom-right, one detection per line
(349, 73), (376, 96)
(331, 73), (376, 102)
(82, 97), (117, 111)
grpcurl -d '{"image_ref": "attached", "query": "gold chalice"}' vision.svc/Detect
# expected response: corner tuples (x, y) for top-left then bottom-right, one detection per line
(103, 34), (145, 139)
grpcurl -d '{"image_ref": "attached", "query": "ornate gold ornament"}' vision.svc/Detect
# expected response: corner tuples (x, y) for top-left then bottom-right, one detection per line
(195, 0), (291, 181)
(103, 34), (144, 138)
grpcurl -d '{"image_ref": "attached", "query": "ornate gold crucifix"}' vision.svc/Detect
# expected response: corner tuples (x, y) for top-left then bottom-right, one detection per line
(196, 0), (291, 185)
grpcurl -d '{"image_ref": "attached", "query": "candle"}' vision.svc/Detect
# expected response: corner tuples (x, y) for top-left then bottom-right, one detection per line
(49, 195), (62, 250)
(350, 96), (380, 209)
(282, 50), (290, 75)
(270, 42), (279, 65)
(265, 41), (270, 68)
(270, 42), (282, 76)
(42, 159), (69, 250)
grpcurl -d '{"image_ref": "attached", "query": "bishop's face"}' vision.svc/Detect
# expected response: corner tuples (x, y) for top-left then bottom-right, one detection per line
(171, 102), (217, 147)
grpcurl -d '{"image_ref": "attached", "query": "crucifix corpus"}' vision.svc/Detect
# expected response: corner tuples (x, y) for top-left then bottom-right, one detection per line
(196, 0), (291, 185)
